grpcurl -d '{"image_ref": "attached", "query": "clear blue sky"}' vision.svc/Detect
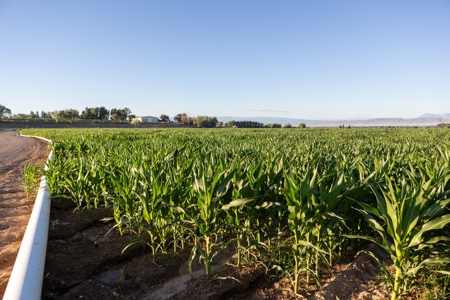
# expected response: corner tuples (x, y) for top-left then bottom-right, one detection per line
(1, 0), (449, 120)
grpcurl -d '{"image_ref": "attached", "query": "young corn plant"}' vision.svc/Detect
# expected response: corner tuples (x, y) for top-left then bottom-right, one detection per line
(165, 153), (194, 252)
(222, 196), (256, 267)
(59, 159), (92, 212)
(345, 176), (450, 300)
(41, 154), (72, 197)
(111, 165), (140, 236)
(186, 161), (234, 278)
(224, 160), (267, 266)
(22, 163), (41, 198)
(283, 165), (329, 293)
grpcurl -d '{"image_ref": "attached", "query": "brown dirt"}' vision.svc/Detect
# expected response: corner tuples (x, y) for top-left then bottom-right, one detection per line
(0, 128), (49, 297)
(42, 197), (392, 300)
(1, 126), (393, 300)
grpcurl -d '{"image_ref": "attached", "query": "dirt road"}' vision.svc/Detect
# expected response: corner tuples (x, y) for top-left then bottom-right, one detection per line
(0, 128), (49, 297)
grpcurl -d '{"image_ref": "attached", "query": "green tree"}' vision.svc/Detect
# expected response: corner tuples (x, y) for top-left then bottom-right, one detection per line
(264, 123), (282, 128)
(192, 115), (218, 128)
(233, 120), (264, 128)
(160, 114), (170, 123)
(174, 113), (187, 123)
(98, 106), (109, 119)
(298, 123), (306, 128)
(16, 113), (28, 119)
(81, 107), (110, 119)
(0, 104), (12, 118)
(81, 107), (93, 119)
(41, 111), (52, 118)
(52, 109), (79, 122)
(29, 111), (37, 119)
(128, 114), (136, 122)
(123, 107), (132, 116)
(110, 108), (131, 121)
(225, 120), (236, 127)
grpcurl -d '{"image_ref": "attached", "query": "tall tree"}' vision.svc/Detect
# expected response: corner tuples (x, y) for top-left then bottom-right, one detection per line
(160, 114), (170, 122)
(81, 107), (110, 119)
(123, 107), (132, 116)
(110, 108), (131, 121)
(81, 107), (92, 119)
(52, 109), (80, 122)
(15, 113), (27, 119)
(98, 106), (109, 119)
(192, 115), (218, 128)
(174, 113), (187, 123)
(41, 111), (52, 118)
(0, 104), (12, 118)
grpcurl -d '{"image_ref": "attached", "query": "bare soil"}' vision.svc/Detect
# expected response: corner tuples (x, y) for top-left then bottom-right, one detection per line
(1, 126), (391, 300)
(0, 128), (49, 297)
(41, 198), (390, 300)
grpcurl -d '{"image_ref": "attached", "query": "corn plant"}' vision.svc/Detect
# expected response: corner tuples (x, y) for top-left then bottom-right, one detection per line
(345, 176), (450, 300)
(20, 127), (450, 294)
(283, 165), (324, 292)
(22, 163), (41, 198)
(185, 160), (234, 278)
(222, 197), (256, 266)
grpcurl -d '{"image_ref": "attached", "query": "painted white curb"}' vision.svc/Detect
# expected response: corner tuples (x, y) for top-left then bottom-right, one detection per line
(3, 134), (53, 300)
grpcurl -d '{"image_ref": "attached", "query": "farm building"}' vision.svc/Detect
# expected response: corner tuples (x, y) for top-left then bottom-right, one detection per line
(135, 116), (159, 123)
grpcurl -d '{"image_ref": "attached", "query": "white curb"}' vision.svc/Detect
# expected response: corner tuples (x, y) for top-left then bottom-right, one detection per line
(3, 134), (53, 300)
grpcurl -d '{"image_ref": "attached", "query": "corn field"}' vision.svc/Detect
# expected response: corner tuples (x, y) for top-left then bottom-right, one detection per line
(23, 128), (450, 299)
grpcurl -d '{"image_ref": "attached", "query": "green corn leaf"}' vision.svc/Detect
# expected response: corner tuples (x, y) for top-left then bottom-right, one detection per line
(401, 190), (422, 241)
(405, 257), (450, 276)
(222, 198), (256, 210)
(409, 214), (450, 247)
(420, 199), (450, 219)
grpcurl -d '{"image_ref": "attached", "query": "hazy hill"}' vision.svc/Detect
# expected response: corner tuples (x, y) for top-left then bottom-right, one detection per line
(217, 114), (450, 127)
(217, 116), (319, 124)
(418, 113), (450, 118)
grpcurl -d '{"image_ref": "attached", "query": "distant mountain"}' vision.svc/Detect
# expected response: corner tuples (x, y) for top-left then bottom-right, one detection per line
(217, 116), (320, 124)
(217, 114), (450, 127)
(418, 113), (450, 118)
(306, 117), (450, 127)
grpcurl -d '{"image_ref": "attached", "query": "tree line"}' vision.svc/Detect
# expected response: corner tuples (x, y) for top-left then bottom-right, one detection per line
(173, 113), (306, 128)
(1, 104), (307, 128)
(0, 105), (134, 123)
